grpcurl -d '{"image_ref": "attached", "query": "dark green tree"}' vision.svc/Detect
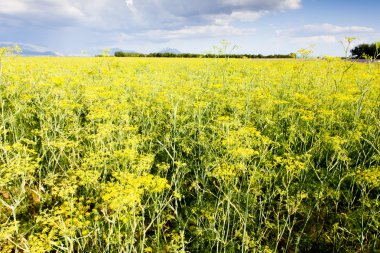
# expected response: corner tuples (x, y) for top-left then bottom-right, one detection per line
(350, 42), (380, 59)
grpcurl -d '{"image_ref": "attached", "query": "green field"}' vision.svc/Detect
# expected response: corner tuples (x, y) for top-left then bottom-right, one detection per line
(0, 57), (379, 252)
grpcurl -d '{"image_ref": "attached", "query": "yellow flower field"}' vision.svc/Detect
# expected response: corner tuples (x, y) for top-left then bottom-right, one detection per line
(0, 56), (379, 252)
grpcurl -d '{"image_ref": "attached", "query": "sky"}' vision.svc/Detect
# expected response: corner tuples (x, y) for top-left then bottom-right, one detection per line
(0, 0), (379, 56)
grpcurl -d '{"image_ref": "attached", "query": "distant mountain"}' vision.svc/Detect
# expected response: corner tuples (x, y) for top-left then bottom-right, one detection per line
(0, 42), (63, 56)
(21, 49), (62, 56)
(159, 48), (181, 54)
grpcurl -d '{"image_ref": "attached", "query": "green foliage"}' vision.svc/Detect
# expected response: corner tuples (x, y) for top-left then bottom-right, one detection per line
(0, 56), (379, 252)
(0, 45), (22, 77)
(297, 48), (313, 59)
(0, 45), (22, 57)
(351, 42), (380, 59)
(113, 51), (294, 59)
(114, 51), (145, 57)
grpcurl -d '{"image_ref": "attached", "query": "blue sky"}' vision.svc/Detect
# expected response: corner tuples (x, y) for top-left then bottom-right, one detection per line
(0, 0), (379, 56)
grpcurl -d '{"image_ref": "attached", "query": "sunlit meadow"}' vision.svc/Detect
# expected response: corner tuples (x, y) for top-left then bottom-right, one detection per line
(0, 54), (379, 252)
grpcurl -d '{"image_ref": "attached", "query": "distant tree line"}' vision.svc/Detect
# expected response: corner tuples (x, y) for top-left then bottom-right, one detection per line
(112, 51), (295, 59)
(114, 51), (145, 57)
(350, 42), (380, 59)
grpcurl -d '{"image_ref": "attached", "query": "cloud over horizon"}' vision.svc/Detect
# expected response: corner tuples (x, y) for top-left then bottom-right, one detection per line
(276, 23), (375, 45)
(126, 0), (301, 25)
(0, 0), (378, 55)
(0, 0), (300, 34)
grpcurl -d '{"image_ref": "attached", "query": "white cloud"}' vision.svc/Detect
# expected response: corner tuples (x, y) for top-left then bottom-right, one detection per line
(0, 0), (131, 28)
(125, 0), (137, 13)
(118, 0), (300, 40)
(277, 23), (375, 37)
(230, 10), (269, 22)
(0, 0), (86, 25)
(1, 0), (301, 31)
(0, 0), (302, 52)
(276, 23), (375, 46)
(291, 35), (337, 44)
(222, 0), (301, 9)
(303, 24), (374, 34)
(126, 0), (301, 23)
(140, 25), (256, 41)
(0, 1), (28, 14)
